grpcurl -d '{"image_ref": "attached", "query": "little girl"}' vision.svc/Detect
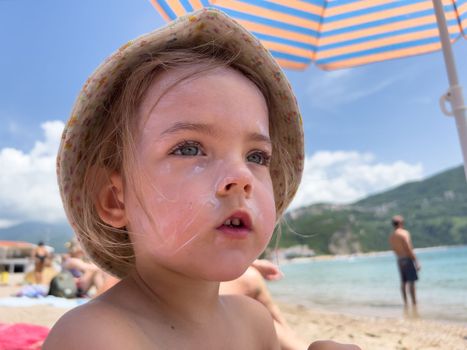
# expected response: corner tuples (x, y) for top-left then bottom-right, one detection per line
(44, 8), (358, 350)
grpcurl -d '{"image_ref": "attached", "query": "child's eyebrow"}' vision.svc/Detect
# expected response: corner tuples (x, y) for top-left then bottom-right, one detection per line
(248, 132), (272, 146)
(160, 122), (216, 137)
(160, 122), (272, 145)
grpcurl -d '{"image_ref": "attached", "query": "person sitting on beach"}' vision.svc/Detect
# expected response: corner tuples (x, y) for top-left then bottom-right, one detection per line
(221, 262), (308, 350)
(62, 252), (106, 297)
(44, 9), (359, 350)
(389, 215), (421, 308)
(31, 241), (50, 285)
(61, 239), (113, 297)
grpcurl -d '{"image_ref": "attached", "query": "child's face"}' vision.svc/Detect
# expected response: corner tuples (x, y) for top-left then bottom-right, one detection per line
(124, 65), (276, 281)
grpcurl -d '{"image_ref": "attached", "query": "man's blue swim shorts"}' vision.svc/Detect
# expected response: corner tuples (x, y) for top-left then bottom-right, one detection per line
(397, 257), (418, 282)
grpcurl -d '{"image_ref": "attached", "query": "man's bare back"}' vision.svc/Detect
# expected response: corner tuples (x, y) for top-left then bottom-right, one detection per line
(389, 228), (415, 259)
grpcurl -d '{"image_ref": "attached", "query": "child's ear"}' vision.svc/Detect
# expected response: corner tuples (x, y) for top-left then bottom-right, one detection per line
(95, 173), (127, 228)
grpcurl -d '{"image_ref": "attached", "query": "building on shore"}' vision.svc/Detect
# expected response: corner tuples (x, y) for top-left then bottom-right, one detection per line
(0, 241), (37, 274)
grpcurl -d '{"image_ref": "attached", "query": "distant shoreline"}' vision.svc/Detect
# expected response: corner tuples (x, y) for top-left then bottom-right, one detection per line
(274, 244), (467, 264)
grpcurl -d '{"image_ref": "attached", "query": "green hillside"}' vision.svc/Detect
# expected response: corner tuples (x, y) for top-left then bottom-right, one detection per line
(273, 165), (467, 254)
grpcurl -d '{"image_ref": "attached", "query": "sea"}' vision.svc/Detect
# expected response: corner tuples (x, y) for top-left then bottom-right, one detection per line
(268, 245), (467, 324)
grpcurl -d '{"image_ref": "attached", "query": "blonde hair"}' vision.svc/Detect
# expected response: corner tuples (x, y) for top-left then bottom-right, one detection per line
(73, 44), (297, 277)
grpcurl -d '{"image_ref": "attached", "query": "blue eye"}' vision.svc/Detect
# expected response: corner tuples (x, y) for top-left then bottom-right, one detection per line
(247, 151), (271, 166)
(170, 141), (204, 156)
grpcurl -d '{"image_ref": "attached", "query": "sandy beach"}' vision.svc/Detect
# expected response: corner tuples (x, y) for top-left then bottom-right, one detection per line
(278, 302), (467, 349)
(1, 274), (466, 349)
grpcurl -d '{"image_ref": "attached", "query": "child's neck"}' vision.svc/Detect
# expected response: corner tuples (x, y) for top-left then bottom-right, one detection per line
(128, 265), (221, 322)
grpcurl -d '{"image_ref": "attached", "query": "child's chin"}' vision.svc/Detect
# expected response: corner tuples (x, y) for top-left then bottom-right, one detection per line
(206, 266), (250, 282)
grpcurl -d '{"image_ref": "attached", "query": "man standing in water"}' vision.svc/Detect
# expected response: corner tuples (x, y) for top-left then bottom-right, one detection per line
(389, 215), (421, 307)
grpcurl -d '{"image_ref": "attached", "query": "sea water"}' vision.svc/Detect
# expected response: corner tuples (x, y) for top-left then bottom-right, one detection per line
(268, 245), (467, 324)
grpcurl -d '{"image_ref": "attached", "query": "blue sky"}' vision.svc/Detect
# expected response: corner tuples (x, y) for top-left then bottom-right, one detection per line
(0, 1), (466, 226)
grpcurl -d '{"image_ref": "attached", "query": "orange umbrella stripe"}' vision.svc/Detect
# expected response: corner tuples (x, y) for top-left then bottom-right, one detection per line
(459, 1), (467, 13)
(321, 2), (438, 31)
(457, 2), (467, 11)
(265, 0), (323, 16)
(318, 13), (458, 45)
(325, 0), (400, 17)
(261, 40), (315, 59)
(274, 58), (309, 70)
(186, 0), (204, 11)
(326, 0), (455, 17)
(319, 41), (455, 70)
(150, 0), (171, 21)
(316, 26), (460, 60)
(459, 0), (467, 35)
(235, 19), (318, 46)
(162, 0), (188, 17)
(216, 0), (321, 32)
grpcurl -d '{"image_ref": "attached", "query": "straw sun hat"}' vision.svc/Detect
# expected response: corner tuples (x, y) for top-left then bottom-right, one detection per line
(57, 8), (304, 277)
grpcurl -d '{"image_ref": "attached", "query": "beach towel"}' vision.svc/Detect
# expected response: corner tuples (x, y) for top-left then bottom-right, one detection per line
(0, 323), (49, 350)
(14, 285), (48, 298)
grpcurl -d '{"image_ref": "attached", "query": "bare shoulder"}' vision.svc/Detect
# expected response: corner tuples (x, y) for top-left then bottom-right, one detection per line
(397, 228), (410, 236)
(221, 294), (280, 349)
(221, 267), (265, 297)
(222, 292), (266, 317)
(392, 228), (409, 240)
(241, 266), (264, 286)
(43, 298), (144, 350)
(245, 265), (263, 278)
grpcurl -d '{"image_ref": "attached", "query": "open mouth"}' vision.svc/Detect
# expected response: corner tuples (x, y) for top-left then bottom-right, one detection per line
(217, 211), (252, 236)
(222, 217), (246, 229)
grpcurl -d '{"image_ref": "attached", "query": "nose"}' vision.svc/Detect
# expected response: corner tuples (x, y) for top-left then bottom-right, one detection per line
(216, 169), (253, 198)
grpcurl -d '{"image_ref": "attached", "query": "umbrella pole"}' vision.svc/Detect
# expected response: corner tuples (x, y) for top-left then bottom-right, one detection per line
(432, 0), (467, 181)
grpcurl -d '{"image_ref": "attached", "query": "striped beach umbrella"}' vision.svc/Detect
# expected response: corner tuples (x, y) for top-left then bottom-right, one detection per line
(150, 0), (467, 179)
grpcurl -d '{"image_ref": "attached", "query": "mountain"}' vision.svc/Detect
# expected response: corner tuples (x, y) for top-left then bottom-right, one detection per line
(0, 221), (74, 253)
(274, 165), (467, 254)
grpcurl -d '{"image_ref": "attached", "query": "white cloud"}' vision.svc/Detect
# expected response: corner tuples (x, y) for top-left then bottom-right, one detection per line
(0, 219), (19, 229)
(289, 151), (423, 210)
(0, 121), (66, 224)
